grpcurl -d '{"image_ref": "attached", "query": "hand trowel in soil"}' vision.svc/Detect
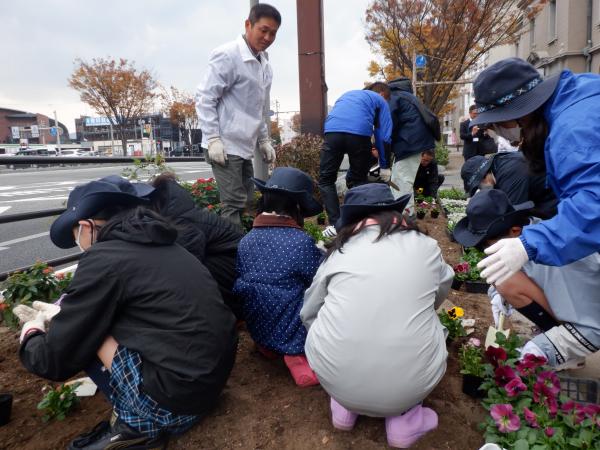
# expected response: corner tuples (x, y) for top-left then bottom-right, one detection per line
(485, 312), (510, 348)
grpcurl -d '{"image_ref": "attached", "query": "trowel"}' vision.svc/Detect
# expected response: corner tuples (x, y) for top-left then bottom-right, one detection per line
(485, 312), (510, 348)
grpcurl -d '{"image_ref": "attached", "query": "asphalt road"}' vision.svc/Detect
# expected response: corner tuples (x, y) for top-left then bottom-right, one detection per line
(0, 161), (213, 275)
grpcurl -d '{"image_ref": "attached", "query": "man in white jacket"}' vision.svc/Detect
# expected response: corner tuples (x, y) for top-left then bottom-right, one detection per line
(196, 4), (280, 227)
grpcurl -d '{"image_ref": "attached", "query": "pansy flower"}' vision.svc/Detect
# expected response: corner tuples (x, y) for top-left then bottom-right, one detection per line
(490, 404), (520, 433)
(523, 407), (539, 428)
(486, 346), (508, 367)
(494, 365), (516, 387)
(504, 376), (527, 397)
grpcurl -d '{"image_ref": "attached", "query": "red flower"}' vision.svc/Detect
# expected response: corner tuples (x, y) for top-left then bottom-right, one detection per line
(523, 407), (539, 428)
(0, 303), (7, 311)
(42, 267), (53, 274)
(584, 404), (600, 417)
(504, 376), (527, 397)
(561, 400), (576, 413)
(536, 371), (560, 396)
(494, 365), (516, 387)
(486, 346), (508, 367)
(522, 353), (547, 367)
(490, 404), (521, 433)
(207, 204), (213, 210)
(453, 262), (470, 273)
(544, 427), (555, 437)
(205, 186), (213, 191)
(515, 359), (537, 377)
(56, 272), (65, 280)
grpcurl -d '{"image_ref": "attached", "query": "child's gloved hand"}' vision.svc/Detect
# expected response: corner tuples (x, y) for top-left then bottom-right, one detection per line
(13, 304), (38, 323)
(32, 301), (61, 323)
(19, 311), (46, 343)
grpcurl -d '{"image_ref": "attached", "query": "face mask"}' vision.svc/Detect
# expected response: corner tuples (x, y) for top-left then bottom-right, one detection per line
(74, 225), (85, 252)
(493, 124), (521, 144)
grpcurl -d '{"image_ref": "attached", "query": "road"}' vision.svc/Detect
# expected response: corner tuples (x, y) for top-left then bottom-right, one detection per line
(0, 162), (213, 275)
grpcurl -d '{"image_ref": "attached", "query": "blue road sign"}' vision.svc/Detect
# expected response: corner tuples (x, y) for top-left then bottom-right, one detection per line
(50, 127), (57, 136)
(416, 54), (427, 69)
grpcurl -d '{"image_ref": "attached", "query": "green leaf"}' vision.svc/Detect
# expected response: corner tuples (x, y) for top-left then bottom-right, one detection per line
(514, 439), (530, 450)
(531, 445), (548, 450)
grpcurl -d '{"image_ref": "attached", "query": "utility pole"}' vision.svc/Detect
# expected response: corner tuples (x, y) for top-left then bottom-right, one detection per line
(109, 122), (114, 155)
(53, 111), (62, 153)
(412, 50), (417, 94)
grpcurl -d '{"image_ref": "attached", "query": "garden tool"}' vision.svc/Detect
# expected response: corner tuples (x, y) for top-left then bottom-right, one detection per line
(368, 164), (400, 191)
(485, 311), (510, 348)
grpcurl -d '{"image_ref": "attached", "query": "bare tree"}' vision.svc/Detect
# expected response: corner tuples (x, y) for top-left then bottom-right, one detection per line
(69, 58), (158, 156)
(365, 0), (542, 115)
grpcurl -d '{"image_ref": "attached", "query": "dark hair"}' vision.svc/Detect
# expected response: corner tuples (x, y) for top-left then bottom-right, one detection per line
(365, 82), (391, 97)
(469, 104), (478, 112)
(520, 106), (549, 175)
(325, 210), (420, 259)
(248, 3), (281, 26)
(421, 149), (435, 157)
(257, 191), (303, 227)
(150, 172), (178, 213)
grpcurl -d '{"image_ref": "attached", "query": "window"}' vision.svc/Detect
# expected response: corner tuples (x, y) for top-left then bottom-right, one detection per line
(547, 0), (557, 42)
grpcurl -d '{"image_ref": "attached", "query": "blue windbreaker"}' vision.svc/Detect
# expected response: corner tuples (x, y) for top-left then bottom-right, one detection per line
(520, 70), (600, 266)
(324, 90), (392, 168)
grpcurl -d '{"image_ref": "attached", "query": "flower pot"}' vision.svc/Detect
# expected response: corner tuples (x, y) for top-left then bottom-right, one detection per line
(430, 210), (440, 219)
(462, 374), (485, 398)
(317, 217), (326, 225)
(0, 393), (13, 426)
(416, 211), (426, 220)
(465, 280), (489, 294)
(451, 278), (463, 290)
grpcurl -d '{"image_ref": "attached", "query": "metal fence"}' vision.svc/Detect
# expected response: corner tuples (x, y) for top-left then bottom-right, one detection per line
(0, 156), (205, 281)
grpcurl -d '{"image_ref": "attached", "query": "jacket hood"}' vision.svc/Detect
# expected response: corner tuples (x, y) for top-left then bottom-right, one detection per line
(99, 207), (178, 245)
(388, 77), (413, 94)
(545, 71), (600, 124)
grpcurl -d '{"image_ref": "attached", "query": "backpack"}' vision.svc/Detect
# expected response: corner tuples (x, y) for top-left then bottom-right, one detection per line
(396, 91), (441, 141)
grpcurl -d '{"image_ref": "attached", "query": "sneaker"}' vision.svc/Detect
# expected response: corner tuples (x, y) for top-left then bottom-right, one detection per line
(330, 397), (358, 431)
(385, 404), (438, 448)
(68, 418), (168, 450)
(323, 226), (337, 238)
(283, 355), (319, 387)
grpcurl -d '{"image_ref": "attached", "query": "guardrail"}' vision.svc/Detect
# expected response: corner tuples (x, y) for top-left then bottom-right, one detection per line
(0, 156), (205, 281)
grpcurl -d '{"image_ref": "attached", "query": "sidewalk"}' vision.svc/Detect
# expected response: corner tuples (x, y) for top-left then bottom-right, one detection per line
(438, 148), (464, 190)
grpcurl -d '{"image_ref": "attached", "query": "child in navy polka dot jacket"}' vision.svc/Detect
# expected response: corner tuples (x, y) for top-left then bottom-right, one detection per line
(234, 167), (323, 387)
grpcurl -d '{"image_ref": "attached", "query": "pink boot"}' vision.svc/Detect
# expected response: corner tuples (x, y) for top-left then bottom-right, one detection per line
(385, 404), (438, 448)
(283, 355), (319, 387)
(330, 397), (358, 431)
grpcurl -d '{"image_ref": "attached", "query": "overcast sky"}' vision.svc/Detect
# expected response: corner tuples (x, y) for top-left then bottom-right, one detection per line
(0, 0), (378, 135)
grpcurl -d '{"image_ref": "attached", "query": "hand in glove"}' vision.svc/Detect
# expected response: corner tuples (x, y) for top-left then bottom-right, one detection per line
(19, 311), (45, 343)
(207, 137), (228, 166)
(32, 301), (61, 323)
(490, 292), (514, 328)
(477, 237), (529, 285)
(13, 304), (38, 323)
(258, 139), (276, 164)
(379, 168), (391, 182)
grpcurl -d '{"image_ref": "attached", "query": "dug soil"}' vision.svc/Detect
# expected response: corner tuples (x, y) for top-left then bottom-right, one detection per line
(1, 215), (500, 450)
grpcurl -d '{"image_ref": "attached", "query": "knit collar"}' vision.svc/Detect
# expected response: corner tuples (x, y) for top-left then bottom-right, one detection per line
(253, 213), (301, 229)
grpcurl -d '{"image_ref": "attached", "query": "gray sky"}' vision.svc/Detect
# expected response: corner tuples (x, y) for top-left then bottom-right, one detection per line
(0, 0), (378, 134)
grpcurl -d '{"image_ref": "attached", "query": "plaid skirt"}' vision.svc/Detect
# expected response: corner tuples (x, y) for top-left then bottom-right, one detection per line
(109, 345), (199, 438)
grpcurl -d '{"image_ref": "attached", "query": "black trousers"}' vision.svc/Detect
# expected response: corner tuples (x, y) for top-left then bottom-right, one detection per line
(318, 132), (372, 225)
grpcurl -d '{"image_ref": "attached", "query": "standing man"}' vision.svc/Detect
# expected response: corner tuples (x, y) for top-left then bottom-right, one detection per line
(318, 83), (393, 237)
(196, 4), (281, 228)
(460, 104), (496, 161)
(387, 77), (436, 214)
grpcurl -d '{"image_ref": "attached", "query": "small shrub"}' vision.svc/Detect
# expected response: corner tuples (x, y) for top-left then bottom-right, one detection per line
(122, 154), (174, 182)
(275, 134), (323, 187)
(438, 306), (467, 340)
(438, 187), (467, 200)
(0, 262), (72, 329)
(38, 383), (80, 422)
(459, 338), (485, 377)
(453, 248), (486, 282)
(184, 178), (221, 210)
(435, 141), (449, 166)
(303, 221), (324, 242)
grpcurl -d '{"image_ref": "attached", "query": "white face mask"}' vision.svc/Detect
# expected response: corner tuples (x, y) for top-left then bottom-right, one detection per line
(74, 225), (85, 252)
(493, 124), (521, 144)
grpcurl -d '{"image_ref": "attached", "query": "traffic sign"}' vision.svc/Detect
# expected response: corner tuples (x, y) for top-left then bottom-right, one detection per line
(416, 54), (427, 69)
(50, 127), (57, 136)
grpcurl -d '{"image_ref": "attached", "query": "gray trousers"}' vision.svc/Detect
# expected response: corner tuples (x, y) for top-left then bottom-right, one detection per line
(211, 155), (254, 228)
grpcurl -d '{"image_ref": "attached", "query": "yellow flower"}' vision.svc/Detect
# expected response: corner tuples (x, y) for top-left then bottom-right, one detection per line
(448, 306), (464, 320)
(416, 187), (424, 195)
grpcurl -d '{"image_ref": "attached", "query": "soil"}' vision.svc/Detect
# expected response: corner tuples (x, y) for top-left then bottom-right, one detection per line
(0, 214), (501, 450)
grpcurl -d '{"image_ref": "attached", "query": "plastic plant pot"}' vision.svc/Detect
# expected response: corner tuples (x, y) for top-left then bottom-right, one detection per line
(0, 393), (13, 426)
(462, 374), (485, 398)
(465, 280), (489, 294)
(431, 210), (440, 219)
(416, 211), (426, 220)
(451, 278), (463, 290)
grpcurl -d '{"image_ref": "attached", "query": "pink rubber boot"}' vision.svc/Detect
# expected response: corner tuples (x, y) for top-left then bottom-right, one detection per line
(385, 404), (438, 448)
(283, 355), (319, 387)
(330, 397), (359, 431)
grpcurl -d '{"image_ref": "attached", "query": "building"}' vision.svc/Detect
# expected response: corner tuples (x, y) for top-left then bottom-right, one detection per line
(0, 108), (69, 146)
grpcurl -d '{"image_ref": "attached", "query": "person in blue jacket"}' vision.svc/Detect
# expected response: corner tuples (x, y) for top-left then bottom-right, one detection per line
(470, 58), (600, 284)
(318, 82), (392, 237)
(234, 167), (322, 387)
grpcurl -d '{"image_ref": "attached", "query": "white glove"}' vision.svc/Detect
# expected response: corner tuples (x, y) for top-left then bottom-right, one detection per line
(32, 301), (61, 323)
(490, 292), (514, 328)
(13, 304), (38, 323)
(19, 311), (46, 343)
(519, 340), (547, 360)
(380, 168), (391, 182)
(477, 238), (529, 285)
(258, 139), (276, 164)
(207, 137), (227, 166)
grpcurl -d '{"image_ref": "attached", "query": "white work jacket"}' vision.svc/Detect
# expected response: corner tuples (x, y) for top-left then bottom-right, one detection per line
(196, 35), (272, 160)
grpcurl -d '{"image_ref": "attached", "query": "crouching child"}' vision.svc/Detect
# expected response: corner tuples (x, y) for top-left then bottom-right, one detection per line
(16, 177), (238, 449)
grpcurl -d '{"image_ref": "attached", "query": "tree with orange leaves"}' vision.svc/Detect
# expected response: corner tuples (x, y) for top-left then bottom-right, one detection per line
(69, 58), (158, 156)
(162, 87), (199, 149)
(365, 0), (541, 116)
